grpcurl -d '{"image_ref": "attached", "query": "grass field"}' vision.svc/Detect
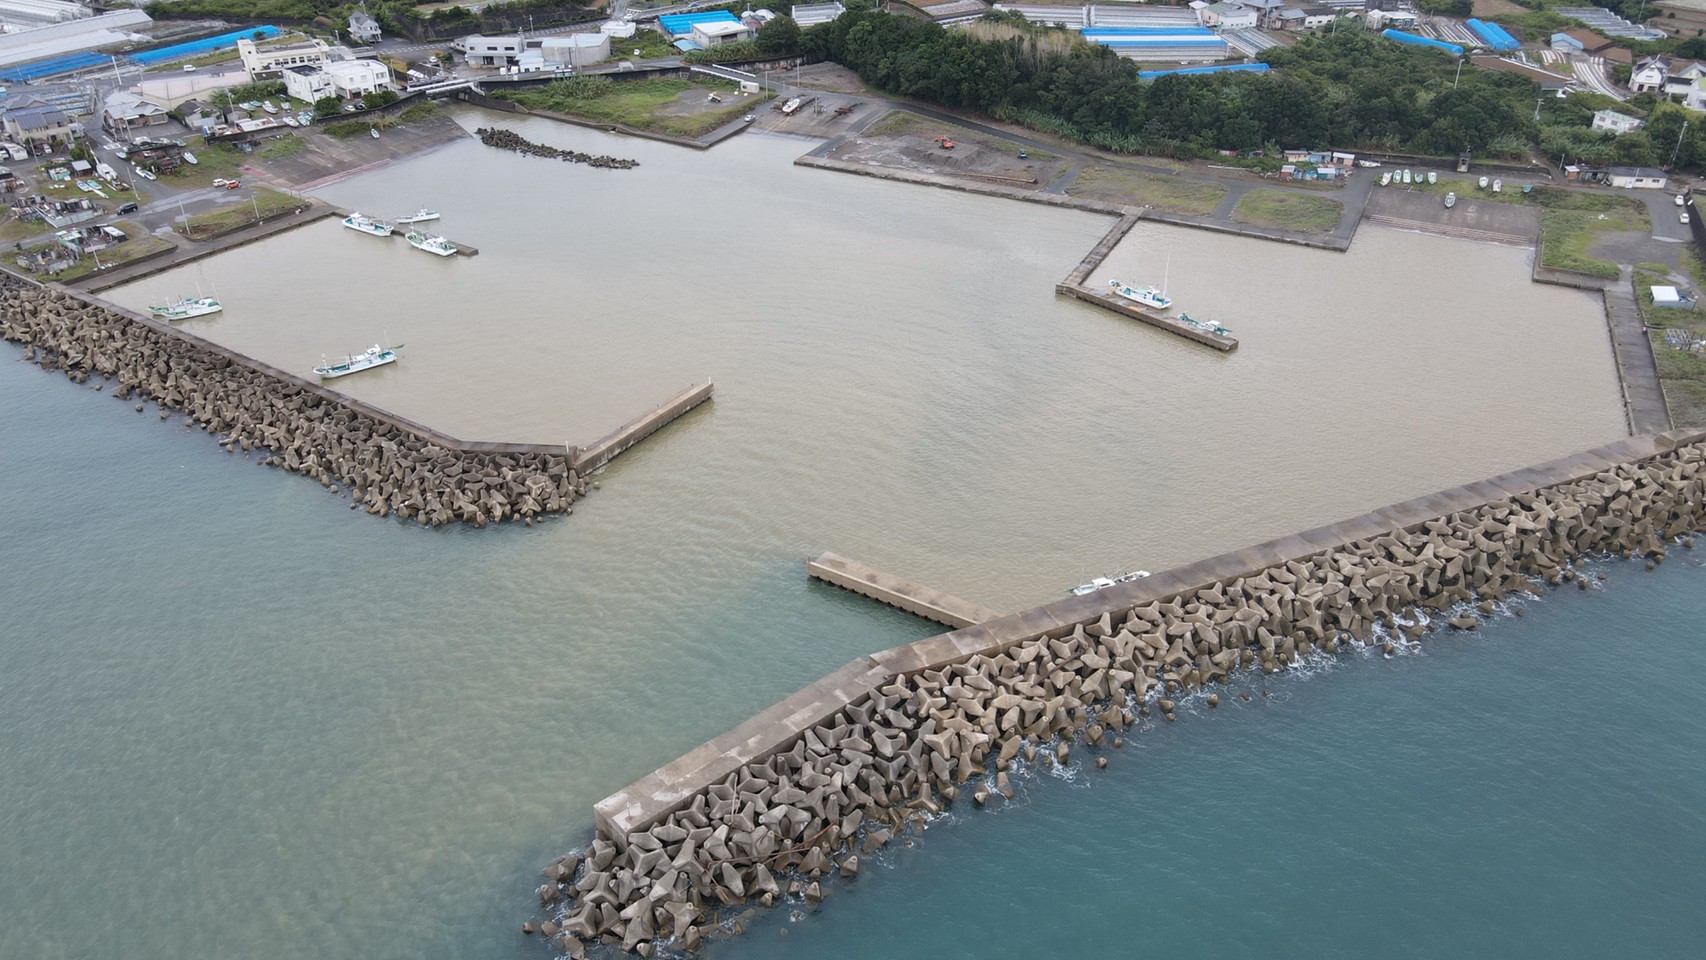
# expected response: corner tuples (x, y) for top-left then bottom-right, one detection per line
(1635, 254), (1706, 427)
(498, 78), (764, 139)
(1230, 189), (1342, 233)
(178, 188), (303, 240)
(31, 221), (174, 281)
(1067, 164), (1226, 215)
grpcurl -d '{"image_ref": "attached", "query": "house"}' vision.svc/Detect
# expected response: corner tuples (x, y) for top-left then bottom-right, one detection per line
(349, 10), (381, 44)
(3, 105), (75, 154)
(690, 20), (753, 47)
(238, 37), (331, 80)
(1632, 55), (1671, 93)
(1607, 165), (1669, 189)
(1201, 2), (1258, 29)
(1274, 7), (1307, 28)
(1666, 60), (1706, 98)
(1551, 28), (1614, 55)
(101, 91), (169, 136)
(176, 99), (218, 131)
(283, 60), (392, 102)
(1591, 108), (1644, 134)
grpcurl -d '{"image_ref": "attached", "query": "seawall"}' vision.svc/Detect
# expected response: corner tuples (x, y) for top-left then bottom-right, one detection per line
(545, 429), (1706, 954)
(0, 274), (706, 525)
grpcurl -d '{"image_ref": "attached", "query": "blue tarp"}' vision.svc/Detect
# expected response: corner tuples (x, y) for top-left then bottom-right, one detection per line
(129, 25), (283, 65)
(0, 51), (107, 83)
(657, 11), (741, 37)
(1465, 19), (1519, 52)
(1140, 63), (1272, 79)
(1381, 29), (1464, 57)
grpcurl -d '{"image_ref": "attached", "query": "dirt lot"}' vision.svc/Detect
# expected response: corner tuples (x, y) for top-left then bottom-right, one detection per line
(243, 108), (467, 190)
(1471, 0), (1528, 16)
(825, 110), (1070, 189)
(788, 62), (873, 95)
(1065, 165), (1227, 215)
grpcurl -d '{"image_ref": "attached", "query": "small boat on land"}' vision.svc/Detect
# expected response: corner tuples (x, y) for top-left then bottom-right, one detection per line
(1427, 171), (1438, 184)
(1109, 278), (1172, 311)
(370, 127), (380, 139)
(182, 151), (197, 165)
(262, 101), (278, 115)
(149, 295), (221, 321)
(1357, 159), (1382, 168)
(405, 232), (457, 257)
(1380, 171), (1392, 186)
(781, 97), (803, 115)
(1479, 176), (1490, 189)
(132, 165), (155, 181)
(342, 212), (394, 237)
(1492, 178), (1503, 193)
(1402, 169), (1412, 184)
(314, 343), (399, 379)
(1444, 192), (1457, 209)
(396, 208), (440, 224)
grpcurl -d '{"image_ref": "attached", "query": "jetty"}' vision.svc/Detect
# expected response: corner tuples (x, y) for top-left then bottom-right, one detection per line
(561, 427), (1706, 956)
(1056, 210), (1238, 351)
(569, 381), (714, 473)
(806, 552), (1000, 628)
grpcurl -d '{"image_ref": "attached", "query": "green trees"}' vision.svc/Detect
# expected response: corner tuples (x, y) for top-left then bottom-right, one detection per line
(314, 96), (343, 119)
(755, 15), (801, 55)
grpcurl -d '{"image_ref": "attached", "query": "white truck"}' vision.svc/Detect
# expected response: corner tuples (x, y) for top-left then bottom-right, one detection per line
(1, 142), (27, 161)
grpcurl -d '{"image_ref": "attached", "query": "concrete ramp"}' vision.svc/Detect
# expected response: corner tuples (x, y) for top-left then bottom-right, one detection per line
(806, 552), (1000, 628)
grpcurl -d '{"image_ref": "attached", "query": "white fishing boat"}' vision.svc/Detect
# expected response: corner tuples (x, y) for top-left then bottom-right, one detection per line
(1479, 176), (1490, 189)
(395, 208), (440, 224)
(1492, 178), (1502, 193)
(314, 343), (400, 379)
(1178, 313), (1232, 336)
(149, 295), (221, 321)
(1380, 171), (1392, 186)
(1427, 171), (1438, 184)
(1069, 570), (1151, 596)
(1356, 159), (1382, 168)
(1402, 169), (1412, 184)
(370, 127), (380, 139)
(1444, 192), (1456, 209)
(405, 232), (457, 257)
(132, 165), (155, 181)
(781, 97), (803, 115)
(182, 151), (197, 165)
(1109, 279), (1171, 310)
(262, 101), (278, 114)
(342, 212), (394, 237)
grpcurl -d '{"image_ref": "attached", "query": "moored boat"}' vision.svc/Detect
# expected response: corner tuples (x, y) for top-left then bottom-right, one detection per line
(149, 295), (221, 321)
(396, 208), (440, 224)
(314, 343), (400, 379)
(1069, 570), (1151, 596)
(342, 212), (394, 237)
(405, 232), (457, 257)
(1178, 313), (1231, 336)
(1108, 278), (1171, 311)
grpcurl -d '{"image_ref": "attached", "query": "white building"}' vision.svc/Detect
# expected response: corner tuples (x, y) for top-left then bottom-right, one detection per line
(348, 10), (381, 44)
(1631, 55), (1669, 94)
(600, 19), (637, 39)
(1200, 3), (1258, 29)
(459, 34), (524, 66)
(791, 3), (846, 27)
(237, 36), (330, 81)
(541, 33), (609, 69)
(1608, 166), (1669, 189)
(1302, 8), (1336, 28)
(1590, 109), (1643, 135)
(282, 58), (390, 101)
(690, 20), (752, 47)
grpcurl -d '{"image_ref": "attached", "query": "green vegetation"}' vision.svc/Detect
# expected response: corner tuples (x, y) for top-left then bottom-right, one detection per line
(257, 135), (307, 159)
(1530, 189), (1647, 278)
(398, 101), (440, 123)
(178, 189), (304, 240)
(162, 138), (245, 188)
(495, 77), (764, 139)
(1635, 252), (1706, 426)
(1066, 165), (1226, 215)
(606, 28), (680, 63)
(1230, 189), (1343, 233)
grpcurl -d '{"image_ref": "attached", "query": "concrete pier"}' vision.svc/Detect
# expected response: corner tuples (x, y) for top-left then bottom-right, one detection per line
(593, 428), (1700, 839)
(1055, 282), (1239, 351)
(806, 552), (1001, 628)
(1062, 211), (1141, 286)
(570, 381), (714, 472)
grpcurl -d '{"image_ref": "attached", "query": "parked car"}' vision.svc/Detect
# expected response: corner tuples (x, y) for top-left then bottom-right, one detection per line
(211, 178), (229, 187)
(1677, 194), (1686, 206)
(116, 201), (138, 214)
(224, 180), (241, 190)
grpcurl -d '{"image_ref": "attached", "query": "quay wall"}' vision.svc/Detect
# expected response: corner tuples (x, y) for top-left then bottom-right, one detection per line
(547, 430), (1706, 954)
(570, 382), (713, 473)
(0, 274), (590, 526)
(806, 552), (1002, 629)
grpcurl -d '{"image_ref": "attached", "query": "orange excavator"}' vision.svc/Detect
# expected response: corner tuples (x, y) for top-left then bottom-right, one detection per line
(934, 135), (956, 150)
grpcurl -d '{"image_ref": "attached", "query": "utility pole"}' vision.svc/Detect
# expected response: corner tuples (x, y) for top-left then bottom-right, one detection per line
(1534, 97), (1543, 123)
(1454, 56), (1464, 90)
(1670, 118), (1690, 171)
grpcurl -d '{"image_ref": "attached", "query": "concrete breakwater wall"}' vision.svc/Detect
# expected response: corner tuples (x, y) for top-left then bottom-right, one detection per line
(536, 431), (1706, 956)
(0, 275), (586, 526)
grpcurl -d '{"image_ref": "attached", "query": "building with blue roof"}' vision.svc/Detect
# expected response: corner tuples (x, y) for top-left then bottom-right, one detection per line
(657, 11), (742, 38)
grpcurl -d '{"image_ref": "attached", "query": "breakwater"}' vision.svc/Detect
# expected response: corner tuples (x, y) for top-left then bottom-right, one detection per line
(806, 552), (1001, 628)
(0, 274), (709, 525)
(542, 430), (1706, 956)
(475, 127), (640, 168)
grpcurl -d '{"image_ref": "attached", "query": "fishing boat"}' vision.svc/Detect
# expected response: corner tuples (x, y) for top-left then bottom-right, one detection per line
(261, 101), (278, 115)
(149, 295), (221, 321)
(405, 232), (457, 257)
(342, 212), (394, 237)
(1492, 178), (1502, 193)
(395, 208), (440, 224)
(314, 343), (399, 379)
(1479, 176), (1490, 189)
(1402, 169), (1412, 184)
(1444, 191), (1456, 209)
(1109, 279), (1171, 310)
(370, 127), (380, 139)
(1069, 570), (1151, 597)
(182, 151), (197, 165)
(132, 165), (155, 181)
(1178, 313), (1231, 336)
(1380, 171), (1392, 186)
(1426, 171), (1438, 184)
